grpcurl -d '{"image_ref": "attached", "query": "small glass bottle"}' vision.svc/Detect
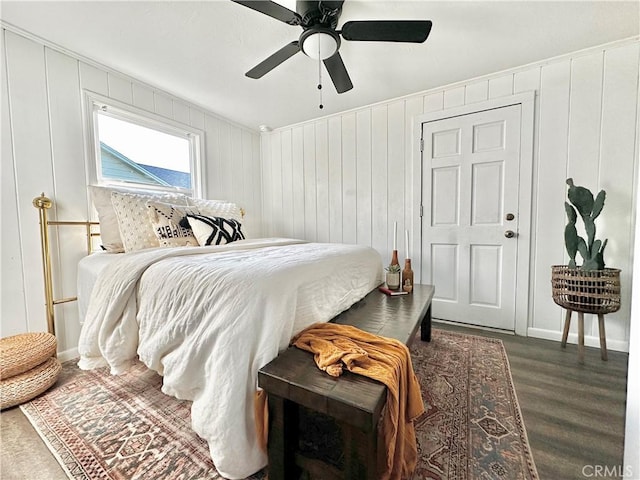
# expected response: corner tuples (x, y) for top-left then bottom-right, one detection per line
(390, 249), (399, 268)
(402, 259), (414, 293)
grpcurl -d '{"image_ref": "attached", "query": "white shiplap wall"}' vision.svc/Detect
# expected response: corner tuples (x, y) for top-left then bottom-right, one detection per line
(260, 39), (640, 351)
(0, 27), (262, 357)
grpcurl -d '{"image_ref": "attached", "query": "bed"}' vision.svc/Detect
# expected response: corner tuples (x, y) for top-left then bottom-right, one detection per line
(35, 190), (383, 479)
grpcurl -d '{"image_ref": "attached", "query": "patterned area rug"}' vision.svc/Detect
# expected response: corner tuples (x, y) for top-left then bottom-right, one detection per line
(20, 329), (537, 480)
(412, 330), (538, 480)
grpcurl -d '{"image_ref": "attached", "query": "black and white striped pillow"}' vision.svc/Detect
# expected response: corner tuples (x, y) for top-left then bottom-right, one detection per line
(183, 214), (245, 246)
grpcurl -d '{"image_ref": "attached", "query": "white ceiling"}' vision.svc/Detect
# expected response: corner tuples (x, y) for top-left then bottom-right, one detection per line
(1, 1), (638, 130)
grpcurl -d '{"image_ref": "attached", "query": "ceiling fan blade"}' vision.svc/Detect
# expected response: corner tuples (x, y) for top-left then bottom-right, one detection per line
(231, 0), (301, 25)
(341, 20), (433, 43)
(323, 52), (353, 94)
(246, 41), (300, 79)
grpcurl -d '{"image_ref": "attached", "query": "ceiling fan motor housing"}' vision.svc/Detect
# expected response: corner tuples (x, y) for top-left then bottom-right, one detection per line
(297, 0), (341, 29)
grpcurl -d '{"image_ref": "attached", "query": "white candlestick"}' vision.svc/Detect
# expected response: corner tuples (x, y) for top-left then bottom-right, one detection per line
(393, 222), (397, 250)
(405, 230), (409, 259)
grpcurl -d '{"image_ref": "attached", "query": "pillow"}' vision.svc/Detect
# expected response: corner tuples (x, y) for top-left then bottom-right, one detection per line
(111, 191), (189, 252)
(185, 214), (245, 246)
(187, 197), (243, 220)
(89, 185), (188, 252)
(146, 200), (199, 247)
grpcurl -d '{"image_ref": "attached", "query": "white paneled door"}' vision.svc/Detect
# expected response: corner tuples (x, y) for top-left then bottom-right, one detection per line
(421, 104), (522, 330)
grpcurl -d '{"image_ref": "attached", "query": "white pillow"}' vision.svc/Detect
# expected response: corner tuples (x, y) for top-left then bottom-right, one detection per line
(89, 185), (188, 252)
(187, 198), (243, 220)
(185, 214), (245, 246)
(88, 185), (128, 252)
(146, 200), (199, 247)
(111, 191), (189, 252)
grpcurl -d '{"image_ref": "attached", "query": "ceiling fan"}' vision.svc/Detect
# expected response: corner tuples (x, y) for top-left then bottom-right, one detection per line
(232, 0), (433, 94)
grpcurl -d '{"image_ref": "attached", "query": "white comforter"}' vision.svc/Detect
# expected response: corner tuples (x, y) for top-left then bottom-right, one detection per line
(78, 238), (382, 479)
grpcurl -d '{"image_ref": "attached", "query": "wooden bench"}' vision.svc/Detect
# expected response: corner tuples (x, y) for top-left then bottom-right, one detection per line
(258, 284), (435, 480)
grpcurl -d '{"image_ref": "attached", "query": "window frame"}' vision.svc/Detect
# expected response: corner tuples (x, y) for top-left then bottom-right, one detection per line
(83, 91), (204, 198)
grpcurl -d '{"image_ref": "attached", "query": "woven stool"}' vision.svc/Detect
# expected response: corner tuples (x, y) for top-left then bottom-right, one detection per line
(0, 332), (61, 409)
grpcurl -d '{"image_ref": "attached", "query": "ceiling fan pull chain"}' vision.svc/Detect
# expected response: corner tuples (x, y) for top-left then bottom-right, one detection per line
(318, 47), (324, 110)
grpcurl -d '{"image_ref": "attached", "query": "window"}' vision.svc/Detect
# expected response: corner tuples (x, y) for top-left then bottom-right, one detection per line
(86, 93), (203, 197)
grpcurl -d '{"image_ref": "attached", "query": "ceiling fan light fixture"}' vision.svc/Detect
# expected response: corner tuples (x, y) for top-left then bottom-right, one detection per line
(301, 30), (338, 60)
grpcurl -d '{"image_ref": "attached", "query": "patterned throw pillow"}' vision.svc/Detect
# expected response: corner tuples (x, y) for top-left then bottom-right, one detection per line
(111, 191), (189, 252)
(185, 214), (245, 246)
(89, 185), (188, 252)
(146, 201), (199, 247)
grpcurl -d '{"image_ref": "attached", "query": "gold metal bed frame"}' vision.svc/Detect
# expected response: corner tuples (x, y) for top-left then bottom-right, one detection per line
(33, 193), (99, 337)
(33, 192), (245, 337)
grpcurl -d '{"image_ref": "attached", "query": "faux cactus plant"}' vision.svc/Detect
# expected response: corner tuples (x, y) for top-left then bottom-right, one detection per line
(564, 178), (607, 270)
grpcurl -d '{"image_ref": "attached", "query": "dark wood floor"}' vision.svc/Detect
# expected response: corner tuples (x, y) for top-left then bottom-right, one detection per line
(1, 323), (629, 480)
(437, 321), (629, 480)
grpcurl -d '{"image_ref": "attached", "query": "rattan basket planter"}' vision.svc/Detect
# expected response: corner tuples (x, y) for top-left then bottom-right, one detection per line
(551, 265), (621, 314)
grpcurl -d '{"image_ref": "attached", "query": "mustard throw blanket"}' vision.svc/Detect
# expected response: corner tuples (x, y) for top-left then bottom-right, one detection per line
(292, 323), (425, 480)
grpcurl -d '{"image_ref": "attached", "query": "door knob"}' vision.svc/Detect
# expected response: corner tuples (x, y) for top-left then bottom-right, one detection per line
(504, 230), (516, 238)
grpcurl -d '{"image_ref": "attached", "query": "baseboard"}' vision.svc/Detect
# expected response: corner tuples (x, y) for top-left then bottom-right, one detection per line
(433, 318), (515, 335)
(527, 327), (629, 353)
(57, 347), (79, 363)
